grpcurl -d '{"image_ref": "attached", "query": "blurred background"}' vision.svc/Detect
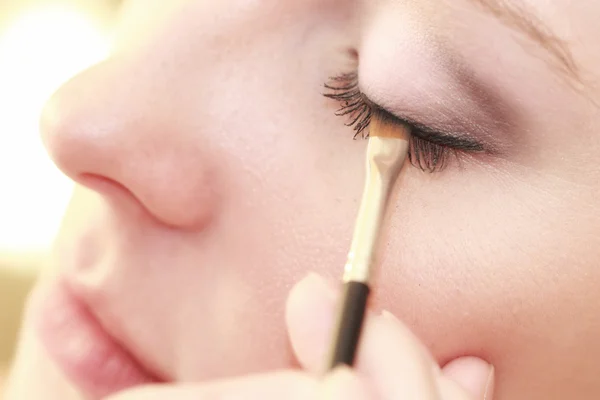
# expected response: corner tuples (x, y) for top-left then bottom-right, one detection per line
(0, 0), (121, 388)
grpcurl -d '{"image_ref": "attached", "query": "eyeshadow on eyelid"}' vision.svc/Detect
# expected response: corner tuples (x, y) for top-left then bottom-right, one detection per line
(362, 79), (517, 154)
(358, 28), (521, 149)
(325, 73), (492, 171)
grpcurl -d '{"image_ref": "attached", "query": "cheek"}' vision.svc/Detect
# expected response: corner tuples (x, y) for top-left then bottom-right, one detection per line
(374, 162), (600, 393)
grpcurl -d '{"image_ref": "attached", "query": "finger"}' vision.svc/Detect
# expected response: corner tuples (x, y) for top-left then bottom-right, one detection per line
(286, 273), (337, 372)
(286, 274), (437, 398)
(441, 357), (495, 400)
(361, 309), (441, 399)
(286, 273), (434, 373)
(286, 273), (494, 400)
(103, 371), (317, 400)
(317, 366), (374, 400)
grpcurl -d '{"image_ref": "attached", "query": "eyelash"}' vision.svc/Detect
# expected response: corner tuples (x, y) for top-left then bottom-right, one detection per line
(323, 72), (461, 172)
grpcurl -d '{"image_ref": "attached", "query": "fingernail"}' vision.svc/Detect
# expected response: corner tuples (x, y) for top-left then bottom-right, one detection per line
(380, 310), (399, 323)
(319, 366), (372, 400)
(326, 365), (353, 377)
(442, 357), (495, 400)
(483, 365), (495, 400)
(301, 273), (337, 302)
(381, 309), (440, 372)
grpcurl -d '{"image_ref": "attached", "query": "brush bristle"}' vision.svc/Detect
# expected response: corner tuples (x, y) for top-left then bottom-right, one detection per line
(370, 108), (411, 139)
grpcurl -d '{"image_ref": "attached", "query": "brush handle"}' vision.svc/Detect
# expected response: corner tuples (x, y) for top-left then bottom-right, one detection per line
(327, 281), (370, 369)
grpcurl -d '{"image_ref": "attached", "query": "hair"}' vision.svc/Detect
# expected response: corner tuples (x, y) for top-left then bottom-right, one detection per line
(469, 0), (582, 88)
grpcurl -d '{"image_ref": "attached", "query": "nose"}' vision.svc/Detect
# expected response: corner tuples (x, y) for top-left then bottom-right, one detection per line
(40, 60), (220, 229)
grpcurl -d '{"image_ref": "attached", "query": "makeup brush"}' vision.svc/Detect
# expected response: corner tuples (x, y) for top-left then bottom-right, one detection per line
(326, 108), (411, 370)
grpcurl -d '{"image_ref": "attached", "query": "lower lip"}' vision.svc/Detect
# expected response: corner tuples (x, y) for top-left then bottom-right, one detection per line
(33, 281), (158, 399)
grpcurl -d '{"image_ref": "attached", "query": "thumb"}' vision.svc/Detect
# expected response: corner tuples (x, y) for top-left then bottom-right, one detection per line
(440, 357), (495, 400)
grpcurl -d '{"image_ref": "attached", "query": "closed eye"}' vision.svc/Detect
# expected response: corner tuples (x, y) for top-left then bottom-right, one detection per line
(323, 72), (486, 172)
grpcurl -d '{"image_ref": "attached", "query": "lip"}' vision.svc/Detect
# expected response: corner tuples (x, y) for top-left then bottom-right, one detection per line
(33, 279), (160, 399)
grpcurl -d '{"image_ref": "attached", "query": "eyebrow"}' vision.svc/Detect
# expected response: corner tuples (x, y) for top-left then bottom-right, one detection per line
(468, 0), (580, 84)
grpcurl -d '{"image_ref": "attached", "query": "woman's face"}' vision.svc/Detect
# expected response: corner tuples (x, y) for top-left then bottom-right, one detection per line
(7, 0), (600, 399)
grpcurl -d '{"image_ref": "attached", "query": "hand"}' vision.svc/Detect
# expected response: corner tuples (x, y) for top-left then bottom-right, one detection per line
(105, 274), (495, 400)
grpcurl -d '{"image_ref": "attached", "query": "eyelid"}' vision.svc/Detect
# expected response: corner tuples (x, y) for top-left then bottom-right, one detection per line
(324, 72), (487, 172)
(393, 117), (486, 152)
(362, 94), (487, 153)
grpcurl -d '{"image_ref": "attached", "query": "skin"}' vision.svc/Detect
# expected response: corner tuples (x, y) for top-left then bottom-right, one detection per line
(5, 0), (600, 398)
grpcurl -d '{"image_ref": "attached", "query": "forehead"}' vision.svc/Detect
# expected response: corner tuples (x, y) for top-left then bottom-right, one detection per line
(117, 0), (600, 78)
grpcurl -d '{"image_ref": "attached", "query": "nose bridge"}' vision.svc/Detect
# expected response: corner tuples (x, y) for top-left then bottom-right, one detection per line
(41, 58), (220, 229)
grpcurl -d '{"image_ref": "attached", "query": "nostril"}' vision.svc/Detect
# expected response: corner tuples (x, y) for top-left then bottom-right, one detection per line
(77, 172), (219, 231)
(77, 173), (154, 222)
(77, 173), (206, 233)
(78, 174), (134, 201)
